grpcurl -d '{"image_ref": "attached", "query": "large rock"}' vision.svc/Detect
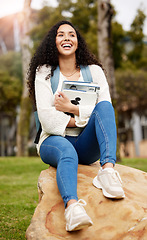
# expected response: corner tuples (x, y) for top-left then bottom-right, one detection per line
(26, 162), (147, 240)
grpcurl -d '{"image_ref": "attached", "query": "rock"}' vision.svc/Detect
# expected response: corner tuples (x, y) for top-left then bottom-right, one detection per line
(26, 162), (147, 240)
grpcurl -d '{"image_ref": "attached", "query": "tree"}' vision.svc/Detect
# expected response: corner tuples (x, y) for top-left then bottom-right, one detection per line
(0, 71), (22, 115)
(116, 69), (147, 112)
(0, 51), (23, 81)
(111, 21), (125, 69)
(127, 9), (146, 64)
(16, 0), (32, 156)
(97, 0), (116, 99)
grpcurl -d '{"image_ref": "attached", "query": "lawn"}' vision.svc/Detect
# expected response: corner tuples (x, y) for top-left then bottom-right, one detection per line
(0, 157), (146, 239)
(0, 157), (47, 240)
(118, 157), (147, 172)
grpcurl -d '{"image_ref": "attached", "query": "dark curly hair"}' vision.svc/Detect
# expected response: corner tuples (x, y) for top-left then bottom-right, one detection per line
(27, 20), (102, 105)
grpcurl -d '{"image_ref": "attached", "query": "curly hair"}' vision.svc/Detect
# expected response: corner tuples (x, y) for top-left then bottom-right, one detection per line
(27, 20), (102, 105)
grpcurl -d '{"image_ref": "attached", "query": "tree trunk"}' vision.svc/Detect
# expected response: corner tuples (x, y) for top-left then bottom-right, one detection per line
(16, 0), (32, 156)
(97, 0), (116, 99)
(97, 0), (120, 160)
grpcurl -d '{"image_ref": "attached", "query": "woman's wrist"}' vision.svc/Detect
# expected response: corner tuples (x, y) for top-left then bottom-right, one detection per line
(67, 117), (76, 127)
(69, 104), (79, 116)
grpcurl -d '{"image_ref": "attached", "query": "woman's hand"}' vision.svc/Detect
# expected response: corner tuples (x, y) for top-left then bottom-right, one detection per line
(54, 91), (79, 116)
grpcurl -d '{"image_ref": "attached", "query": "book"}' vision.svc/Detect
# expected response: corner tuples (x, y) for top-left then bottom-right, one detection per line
(62, 81), (100, 93)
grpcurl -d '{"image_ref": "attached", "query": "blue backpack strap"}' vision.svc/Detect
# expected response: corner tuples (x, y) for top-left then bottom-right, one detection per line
(50, 66), (60, 94)
(34, 111), (40, 132)
(80, 65), (93, 83)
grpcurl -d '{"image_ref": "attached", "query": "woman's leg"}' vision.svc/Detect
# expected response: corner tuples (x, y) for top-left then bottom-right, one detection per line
(66, 101), (116, 167)
(67, 101), (124, 199)
(40, 135), (93, 231)
(40, 136), (78, 207)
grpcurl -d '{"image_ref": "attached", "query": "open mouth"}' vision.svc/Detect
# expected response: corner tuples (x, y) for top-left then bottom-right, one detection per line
(62, 43), (72, 48)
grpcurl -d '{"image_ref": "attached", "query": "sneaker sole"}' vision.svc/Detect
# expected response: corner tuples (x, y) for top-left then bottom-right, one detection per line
(93, 176), (125, 199)
(66, 220), (93, 231)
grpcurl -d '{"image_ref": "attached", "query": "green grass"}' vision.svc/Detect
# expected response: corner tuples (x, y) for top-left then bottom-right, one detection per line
(0, 157), (146, 239)
(118, 157), (147, 172)
(0, 157), (47, 240)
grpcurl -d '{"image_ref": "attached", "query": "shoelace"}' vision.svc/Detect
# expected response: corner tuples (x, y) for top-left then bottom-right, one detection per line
(66, 199), (87, 226)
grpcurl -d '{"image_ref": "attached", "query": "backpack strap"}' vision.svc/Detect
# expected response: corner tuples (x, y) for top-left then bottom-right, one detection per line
(34, 65), (93, 144)
(80, 65), (93, 83)
(50, 66), (60, 94)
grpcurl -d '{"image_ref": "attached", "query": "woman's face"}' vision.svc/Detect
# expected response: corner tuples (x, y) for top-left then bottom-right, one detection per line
(56, 24), (78, 57)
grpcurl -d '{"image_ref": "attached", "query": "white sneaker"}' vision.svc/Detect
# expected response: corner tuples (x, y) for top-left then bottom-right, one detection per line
(93, 168), (125, 199)
(64, 199), (93, 231)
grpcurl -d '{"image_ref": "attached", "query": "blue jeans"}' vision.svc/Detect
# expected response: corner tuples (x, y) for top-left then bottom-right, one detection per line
(40, 101), (117, 207)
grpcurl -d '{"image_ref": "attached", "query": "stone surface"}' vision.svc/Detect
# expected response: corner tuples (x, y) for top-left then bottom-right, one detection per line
(26, 162), (147, 240)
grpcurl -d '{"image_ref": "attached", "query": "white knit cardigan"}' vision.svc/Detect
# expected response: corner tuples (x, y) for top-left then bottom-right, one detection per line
(35, 64), (111, 154)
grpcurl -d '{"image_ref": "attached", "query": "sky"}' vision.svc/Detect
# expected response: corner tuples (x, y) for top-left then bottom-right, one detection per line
(0, 0), (147, 35)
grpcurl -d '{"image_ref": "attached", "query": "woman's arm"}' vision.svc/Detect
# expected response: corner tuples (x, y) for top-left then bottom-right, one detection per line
(35, 66), (71, 135)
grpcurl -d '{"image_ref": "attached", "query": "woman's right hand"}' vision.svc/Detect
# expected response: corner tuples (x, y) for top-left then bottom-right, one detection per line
(54, 91), (79, 116)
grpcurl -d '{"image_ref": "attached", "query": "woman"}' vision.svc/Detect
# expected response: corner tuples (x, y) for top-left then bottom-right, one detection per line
(28, 20), (125, 232)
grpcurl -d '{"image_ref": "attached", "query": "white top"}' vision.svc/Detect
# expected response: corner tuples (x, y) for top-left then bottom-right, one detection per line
(35, 64), (111, 154)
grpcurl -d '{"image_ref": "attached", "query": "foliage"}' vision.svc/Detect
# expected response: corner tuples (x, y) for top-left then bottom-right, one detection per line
(115, 69), (147, 111)
(0, 51), (22, 116)
(0, 51), (23, 80)
(0, 71), (22, 115)
(127, 9), (146, 64)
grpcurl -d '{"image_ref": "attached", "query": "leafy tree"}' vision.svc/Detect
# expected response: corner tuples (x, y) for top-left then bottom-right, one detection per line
(0, 51), (23, 81)
(0, 71), (22, 116)
(127, 9), (146, 64)
(0, 51), (22, 116)
(115, 69), (147, 111)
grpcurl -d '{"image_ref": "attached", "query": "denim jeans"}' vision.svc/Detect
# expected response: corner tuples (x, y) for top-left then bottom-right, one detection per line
(40, 101), (117, 207)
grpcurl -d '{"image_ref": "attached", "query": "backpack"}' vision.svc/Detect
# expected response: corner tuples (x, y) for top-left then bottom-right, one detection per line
(34, 65), (93, 144)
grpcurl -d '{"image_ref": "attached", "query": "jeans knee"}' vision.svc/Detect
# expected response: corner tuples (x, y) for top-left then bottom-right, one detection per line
(60, 148), (78, 168)
(94, 101), (113, 113)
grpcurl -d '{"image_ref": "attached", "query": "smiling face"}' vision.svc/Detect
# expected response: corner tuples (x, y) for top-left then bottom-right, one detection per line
(56, 24), (78, 57)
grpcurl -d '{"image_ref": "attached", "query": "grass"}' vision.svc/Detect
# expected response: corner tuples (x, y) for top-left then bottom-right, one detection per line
(118, 157), (147, 172)
(0, 157), (47, 240)
(0, 156), (146, 239)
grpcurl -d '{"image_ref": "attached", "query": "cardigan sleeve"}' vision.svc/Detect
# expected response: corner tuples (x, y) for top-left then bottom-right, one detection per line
(74, 64), (112, 127)
(35, 66), (71, 136)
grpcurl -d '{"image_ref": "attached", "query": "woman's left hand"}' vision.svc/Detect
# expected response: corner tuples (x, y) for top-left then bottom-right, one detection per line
(54, 91), (73, 113)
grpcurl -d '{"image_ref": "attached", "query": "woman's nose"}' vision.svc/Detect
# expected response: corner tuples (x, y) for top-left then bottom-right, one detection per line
(64, 34), (70, 41)
(64, 37), (69, 41)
